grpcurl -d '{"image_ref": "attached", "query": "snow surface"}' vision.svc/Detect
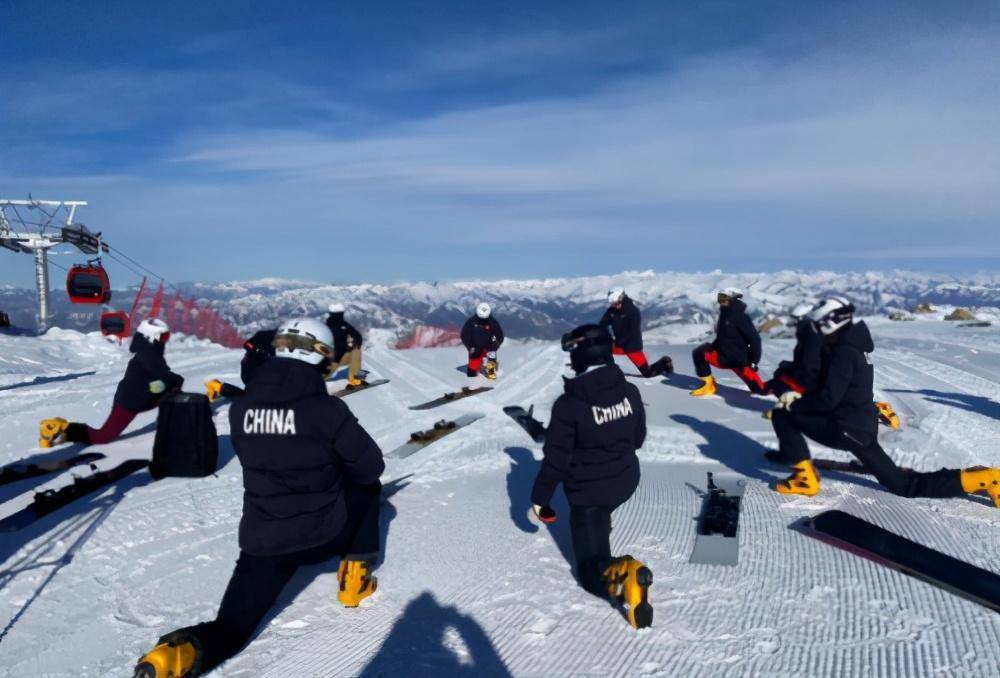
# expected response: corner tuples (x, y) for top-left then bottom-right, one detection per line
(1, 321), (999, 676)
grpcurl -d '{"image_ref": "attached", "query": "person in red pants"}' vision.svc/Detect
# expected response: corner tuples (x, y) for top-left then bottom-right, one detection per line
(39, 318), (184, 447)
(690, 289), (765, 396)
(600, 289), (671, 378)
(461, 302), (504, 379)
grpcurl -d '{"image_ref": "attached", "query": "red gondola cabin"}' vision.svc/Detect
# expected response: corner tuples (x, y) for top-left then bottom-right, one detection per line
(100, 311), (129, 338)
(67, 263), (111, 304)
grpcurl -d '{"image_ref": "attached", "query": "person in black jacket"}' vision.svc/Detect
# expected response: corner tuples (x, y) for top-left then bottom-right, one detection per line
(770, 297), (1000, 507)
(530, 324), (653, 629)
(766, 303), (822, 397)
(135, 317), (385, 678)
(600, 289), (672, 378)
(205, 328), (277, 402)
(690, 289), (765, 396)
(461, 302), (504, 379)
(325, 302), (366, 388)
(39, 318), (184, 447)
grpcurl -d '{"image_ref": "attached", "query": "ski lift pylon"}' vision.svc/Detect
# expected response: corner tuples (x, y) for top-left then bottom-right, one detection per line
(66, 259), (111, 304)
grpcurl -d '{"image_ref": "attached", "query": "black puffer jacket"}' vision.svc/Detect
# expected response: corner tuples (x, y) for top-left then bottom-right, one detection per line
(599, 296), (643, 352)
(791, 321), (878, 433)
(774, 319), (822, 391)
(713, 299), (761, 367)
(531, 365), (646, 507)
(461, 315), (504, 352)
(113, 334), (184, 412)
(325, 313), (363, 361)
(229, 358), (384, 555)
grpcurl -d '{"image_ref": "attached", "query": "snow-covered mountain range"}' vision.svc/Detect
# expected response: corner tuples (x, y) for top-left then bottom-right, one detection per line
(2, 270), (998, 339)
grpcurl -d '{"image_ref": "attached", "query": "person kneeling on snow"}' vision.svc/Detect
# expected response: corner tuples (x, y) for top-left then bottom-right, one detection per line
(530, 324), (653, 629)
(461, 302), (504, 379)
(205, 328), (277, 402)
(39, 319), (183, 447)
(690, 288), (765, 396)
(325, 302), (367, 388)
(134, 317), (385, 678)
(600, 288), (672, 378)
(769, 297), (1000, 507)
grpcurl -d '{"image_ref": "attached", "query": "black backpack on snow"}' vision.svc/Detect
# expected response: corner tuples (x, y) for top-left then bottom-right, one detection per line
(151, 392), (219, 478)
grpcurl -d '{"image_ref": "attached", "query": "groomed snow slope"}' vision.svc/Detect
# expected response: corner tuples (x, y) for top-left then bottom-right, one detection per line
(1, 321), (999, 677)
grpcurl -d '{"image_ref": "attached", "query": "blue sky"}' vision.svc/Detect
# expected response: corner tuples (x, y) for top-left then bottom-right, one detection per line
(1, 1), (998, 287)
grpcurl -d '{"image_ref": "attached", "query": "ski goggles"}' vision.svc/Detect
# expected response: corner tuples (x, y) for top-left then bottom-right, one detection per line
(273, 333), (334, 358)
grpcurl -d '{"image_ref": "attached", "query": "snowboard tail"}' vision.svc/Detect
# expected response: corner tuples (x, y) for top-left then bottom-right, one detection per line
(0, 452), (106, 487)
(503, 405), (546, 443)
(803, 510), (1000, 612)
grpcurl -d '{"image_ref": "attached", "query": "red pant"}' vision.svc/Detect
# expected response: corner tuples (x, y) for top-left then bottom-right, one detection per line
(702, 349), (766, 394)
(612, 346), (648, 370)
(778, 374), (806, 394)
(468, 349), (493, 372)
(87, 404), (143, 444)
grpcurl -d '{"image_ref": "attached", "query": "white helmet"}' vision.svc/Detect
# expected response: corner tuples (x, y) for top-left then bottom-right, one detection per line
(720, 287), (743, 299)
(328, 302), (345, 314)
(790, 302), (814, 319)
(273, 317), (335, 365)
(808, 296), (855, 335)
(137, 318), (170, 342)
(476, 302), (491, 319)
(607, 288), (625, 305)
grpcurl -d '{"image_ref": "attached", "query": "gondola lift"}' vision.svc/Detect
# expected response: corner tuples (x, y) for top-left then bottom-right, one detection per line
(67, 259), (111, 304)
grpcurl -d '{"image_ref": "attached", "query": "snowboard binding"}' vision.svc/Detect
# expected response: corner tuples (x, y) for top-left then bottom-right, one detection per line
(699, 472), (741, 538)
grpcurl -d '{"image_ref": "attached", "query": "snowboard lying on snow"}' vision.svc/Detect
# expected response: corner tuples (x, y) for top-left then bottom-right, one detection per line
(386, 413), (484, 459)
(801, 510), (1000, 612)
(409, 386), (492, 411)
(690, 472), (745, 566)
(0, 459), (150, 532)
(329, 379), (390, 398)
(0, 451), (106, 488)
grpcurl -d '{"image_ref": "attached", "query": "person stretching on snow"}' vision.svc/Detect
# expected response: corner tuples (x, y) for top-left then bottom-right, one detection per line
(764, 302), (900, 428)
(599, 289), (672, 378)
(769, 297), (1000, 507)
(690, 288), (765, 396)
(461, 302), (504, 379)
(39, 318), (183, 447)
(530, 324), (653, 629)
(134, 317), (385, 678)
(204, 328), (277, 402)
(325, 302), (367, 388)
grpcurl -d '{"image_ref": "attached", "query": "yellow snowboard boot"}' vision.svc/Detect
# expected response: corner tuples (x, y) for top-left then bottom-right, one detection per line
(484, 359), (498, 380)
(774, 460), (820, 496)
(961, 467), (1000, 508)
(690, 376), (716, 397)
(134, 637), (197, 678)
(346, 374), (366, 389)
(204, 379), (223, 402)
(876, 401), (900, 429)
(338, 559), (377, 607)
(39, 417), (69, 448)
(602, 555), (653, 629)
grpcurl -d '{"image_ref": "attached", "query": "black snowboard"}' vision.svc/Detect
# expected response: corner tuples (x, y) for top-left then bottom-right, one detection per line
(503, 405), (546, 443)
(330, 379), (390, 398)
(1, 459), (150, 532)
(802, 509), (1000, 613)
(409, 386), (493, 411)
(0, 452), (106, 487)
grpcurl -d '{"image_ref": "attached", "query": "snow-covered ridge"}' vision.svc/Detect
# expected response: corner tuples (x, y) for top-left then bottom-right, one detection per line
(2, 270), (998, 339)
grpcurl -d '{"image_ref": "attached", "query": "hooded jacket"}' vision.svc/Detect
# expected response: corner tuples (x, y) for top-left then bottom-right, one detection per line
(229, 357), (385, 555)
(791, 321), (878, 433)
(713, 299), (761, 367)
(774, 318), (822, 391)
(240, 329), (276, 386)
(113, 334), (184, 412)
(531, 365), (646, 507)
(325, 313), (363, 361)
(461, 315), (504, 352)
(599, 296), (643, 353)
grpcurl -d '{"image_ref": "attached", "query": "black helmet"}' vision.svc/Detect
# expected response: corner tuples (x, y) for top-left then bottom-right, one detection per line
(561, 324), (613, 374)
